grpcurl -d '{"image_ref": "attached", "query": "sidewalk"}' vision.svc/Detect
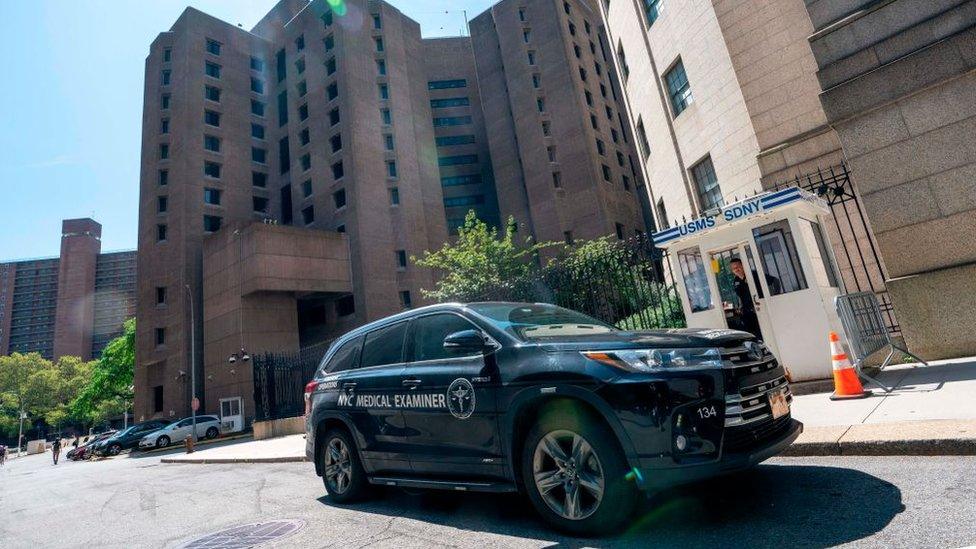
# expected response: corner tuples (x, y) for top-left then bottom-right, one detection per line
(786, 357), (976, 455)
(160, 433), (307, 464)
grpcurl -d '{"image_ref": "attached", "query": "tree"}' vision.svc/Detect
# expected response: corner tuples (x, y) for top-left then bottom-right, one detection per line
(0, 352), (58, 443)
(70, 318), (135, 424)
(413, 211), (557, 301)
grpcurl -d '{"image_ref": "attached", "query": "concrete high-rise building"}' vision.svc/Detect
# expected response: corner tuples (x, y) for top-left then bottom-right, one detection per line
(135, 0), (651, 423)
(471, 0), (649, 245)
(0, 219), (136, 361)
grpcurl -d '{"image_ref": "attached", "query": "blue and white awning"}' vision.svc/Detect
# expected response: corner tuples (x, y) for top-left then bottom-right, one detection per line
(651, 187), (819, 247)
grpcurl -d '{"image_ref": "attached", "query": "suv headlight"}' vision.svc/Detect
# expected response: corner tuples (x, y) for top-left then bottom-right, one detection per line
(582, 348), (722, 373)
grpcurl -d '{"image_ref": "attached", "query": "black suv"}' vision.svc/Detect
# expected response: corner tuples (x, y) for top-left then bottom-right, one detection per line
(92, 420), (168, 456)
(305, 302), (801, 534)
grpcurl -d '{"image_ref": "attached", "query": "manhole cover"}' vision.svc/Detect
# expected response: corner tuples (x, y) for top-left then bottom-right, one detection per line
(180, 519), (305, 549)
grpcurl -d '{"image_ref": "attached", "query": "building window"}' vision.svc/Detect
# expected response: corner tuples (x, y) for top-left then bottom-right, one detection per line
(300, 127), (310, 146)
(159, 143), (169, 159)
(600, 83), (607, 98)
(251, 99), (265, 117)
(389, 187), (400, 205)
(252, 123), (265, 139)
(324, 34), (335, 50)
(585, 20), (591, 34)
(253, 196), (269, 213)
(205, 85), (221, 102)
(300, 153), (311, 171)
(301, 179), (313, 198)
(250, 56), (264, 71)
(204, 135), (220, 152)
(378, 84), (389, 100)
(400, 291), (412, 309)
(377, 59), (386, 75)
(159, 169), (168, 186)
(384, 134), (395, 150)
(203, 162), (220, 179)
(204, 188), (221, 205)
(435, 134), (475, 147)
(295, 57), (306, 74)
(656, 198), (669, 228)
(386, 160), (397, 178)
(615, 223), (625, 240)
(617, 41), (629, 80)
(161, 70), (170, 86)
(298, 103), (309, 121)
(279, 137), (290, 174)
(691, 155), (723, 211)
(443, 195), (485, 207)
(330, 134), (342, 153)
(382, 109), (392, 125)
(156, 286), (166, 305)
(636, 117), (650, 159)
(276, 48), (286, 82)
(438, 155), (478, 166)
(441, 174), (483, 187)
(157, 196), (168, 213)
(518, 7), (526, 20)
(605, 105), (613, 120)
(327, 82), (338, 101)
(375, 37), (384, 52)
(527, 50), (536, 65)
(161, 94), (170, 109)
(564, 231), (573, 245)
(205, 110), (221, 126)
(596, 139), (605, 156)
(523, 29), (531, 43)
(611, 128), (619, 143)
(322, 11), (334, 27)
(332, 161), (344, 180)
(532, 74), (541, 88)
(277, 91), (288, 126)
(252, 172), (267, 188)
(552, 171), (562, 188)
(297, 80), (307, 97)
(428, 79), (466, 89)
(395, 250), (407, 269)
(585, 90), (593, 106)
(250, 77), (265, 95)
(295, 34), (305, 51)
(574, 44), (581, 59)
(622, 174), (631, 191)
(665, 59), (692, 115)
(156, 224), (167, 242)
(616, 151), (625, 167)
(302, 205), (314, 225)
(537, 97), (545, 112)
(155, 327), (166, 347)
(329, 108), (340, 126)
(163, 48), (171, 62)
(203, 215), (222, 232)
(578, 66), (587, 81)
(602, 164), (612, 181)
(644, 0), (663, 26)
(205, 61), (221, 79)
(206, 39), (221, 55)
(252, 147), (267, 164)
(160, 118), (169, 134)
(373, 13), (382, 29)
(333, 188), (346, 209)
(542, 121), (551, 136)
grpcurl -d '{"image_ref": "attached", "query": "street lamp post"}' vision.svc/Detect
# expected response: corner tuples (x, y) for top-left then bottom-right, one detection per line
(186, 284), (197, 442)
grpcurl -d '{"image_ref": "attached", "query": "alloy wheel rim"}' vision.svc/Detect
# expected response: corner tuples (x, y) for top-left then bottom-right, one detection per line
(532, 429), (605, 521)
(324, 438), (352, 494)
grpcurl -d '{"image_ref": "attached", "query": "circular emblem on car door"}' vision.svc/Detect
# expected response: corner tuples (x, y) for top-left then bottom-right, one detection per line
(447, 378), (476, 420)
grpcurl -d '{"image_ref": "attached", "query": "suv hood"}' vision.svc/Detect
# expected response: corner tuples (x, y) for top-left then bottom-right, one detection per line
(535, 328), (753, 352)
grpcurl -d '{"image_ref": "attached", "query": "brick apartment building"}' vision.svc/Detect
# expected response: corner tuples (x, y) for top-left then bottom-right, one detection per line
(0, 218), (136, 361)
(134, 0), (648, 423)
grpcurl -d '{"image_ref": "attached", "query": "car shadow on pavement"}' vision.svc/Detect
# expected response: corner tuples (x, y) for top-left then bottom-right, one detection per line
(317, 463), (904, 548)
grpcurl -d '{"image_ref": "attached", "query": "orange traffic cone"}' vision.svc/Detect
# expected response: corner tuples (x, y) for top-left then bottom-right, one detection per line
(829, 331), (871, 400)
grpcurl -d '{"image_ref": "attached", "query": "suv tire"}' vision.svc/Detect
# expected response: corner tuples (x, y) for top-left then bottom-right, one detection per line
(320, 428), (369, 503)
(156, 435), (170, 449)
(205, 427), (219, 439)
(521, 405), (636, 535)
(108, 443), (122, 456)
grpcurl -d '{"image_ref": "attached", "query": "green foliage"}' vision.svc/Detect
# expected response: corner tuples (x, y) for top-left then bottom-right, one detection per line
(70, 318), (135, 424)
(412, 211), (557, 301)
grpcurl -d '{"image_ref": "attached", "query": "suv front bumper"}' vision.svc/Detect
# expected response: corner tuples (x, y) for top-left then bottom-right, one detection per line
(636, 418), (802, 491)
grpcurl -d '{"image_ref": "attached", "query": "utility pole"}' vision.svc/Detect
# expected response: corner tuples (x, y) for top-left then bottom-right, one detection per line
(17, 409), (25, 456)
(186, 284), (197, 442)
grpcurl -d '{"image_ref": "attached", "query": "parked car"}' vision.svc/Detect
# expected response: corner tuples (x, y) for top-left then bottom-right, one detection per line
(139, 416), (221, 449)
(67, 431), (116, 461)
(305, 302), (800, 535)
(93, 421), (169, 456)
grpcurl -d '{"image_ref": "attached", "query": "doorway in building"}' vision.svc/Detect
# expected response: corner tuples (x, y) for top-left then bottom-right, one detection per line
(219, 397), (244, 433)
(708, 243), (776, 343)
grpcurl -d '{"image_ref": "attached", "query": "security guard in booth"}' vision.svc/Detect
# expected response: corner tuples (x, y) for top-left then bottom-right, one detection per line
(729, 258), (780, 341)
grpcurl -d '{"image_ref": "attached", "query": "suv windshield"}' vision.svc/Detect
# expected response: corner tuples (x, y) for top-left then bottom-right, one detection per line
(468, 303), (616, 340)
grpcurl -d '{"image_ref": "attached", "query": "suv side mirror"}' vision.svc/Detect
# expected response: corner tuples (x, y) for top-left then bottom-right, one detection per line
(443, 329), (490, 352)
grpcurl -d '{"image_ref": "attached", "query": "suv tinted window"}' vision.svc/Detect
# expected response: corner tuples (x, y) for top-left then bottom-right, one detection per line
(323, 336), (362, 374)
(361, 321), (407, 368)
(410, 313), (481, 362)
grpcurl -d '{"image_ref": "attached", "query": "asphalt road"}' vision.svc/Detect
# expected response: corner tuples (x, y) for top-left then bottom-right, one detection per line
(0, 449), (973, 549)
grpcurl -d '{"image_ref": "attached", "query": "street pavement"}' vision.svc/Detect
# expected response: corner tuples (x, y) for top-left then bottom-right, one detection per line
(1, 448), (974, 548)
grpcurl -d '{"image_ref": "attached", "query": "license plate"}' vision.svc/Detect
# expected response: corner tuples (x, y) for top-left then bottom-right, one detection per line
(769, 388), (789, 419)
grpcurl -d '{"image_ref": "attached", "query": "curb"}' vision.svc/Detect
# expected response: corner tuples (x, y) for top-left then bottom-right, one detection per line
(135, 433), (253, 456)
(161, 455), (308, 464)
(783, 438), (976, 456)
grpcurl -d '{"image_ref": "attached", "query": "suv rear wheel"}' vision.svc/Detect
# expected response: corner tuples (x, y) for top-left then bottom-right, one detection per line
(156, 435), (170, 449)
(320, 428), (369, 503)
(108, 443), (122, 456)
(205, 426), (219, 439)
(521, 407), (636, 535)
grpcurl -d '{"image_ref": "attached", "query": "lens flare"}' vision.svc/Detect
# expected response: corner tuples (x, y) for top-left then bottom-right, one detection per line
(326, 0), (347, 16)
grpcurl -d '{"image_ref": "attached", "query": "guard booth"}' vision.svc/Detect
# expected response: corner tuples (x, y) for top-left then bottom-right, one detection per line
(652, 187), (846, 381)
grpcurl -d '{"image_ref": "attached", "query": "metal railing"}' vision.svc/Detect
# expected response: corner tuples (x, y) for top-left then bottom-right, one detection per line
(252, 339), (333, 421)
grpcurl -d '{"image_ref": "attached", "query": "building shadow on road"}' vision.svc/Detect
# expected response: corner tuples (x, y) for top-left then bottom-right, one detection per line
(317, 463), (903, 548)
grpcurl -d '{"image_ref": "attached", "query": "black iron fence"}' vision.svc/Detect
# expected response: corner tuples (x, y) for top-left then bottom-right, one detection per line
(253, 339), (332, 422)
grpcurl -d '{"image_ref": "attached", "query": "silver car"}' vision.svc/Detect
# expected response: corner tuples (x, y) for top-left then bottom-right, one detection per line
(139, 415), (221, 449)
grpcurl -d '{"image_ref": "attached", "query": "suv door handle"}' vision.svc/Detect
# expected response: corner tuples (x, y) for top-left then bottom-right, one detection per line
(402, 379), (422, 388)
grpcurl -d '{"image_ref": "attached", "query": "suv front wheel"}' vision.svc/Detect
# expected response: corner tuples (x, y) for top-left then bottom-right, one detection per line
(521, 407), (636, 535)
(320, 428), (369, 503)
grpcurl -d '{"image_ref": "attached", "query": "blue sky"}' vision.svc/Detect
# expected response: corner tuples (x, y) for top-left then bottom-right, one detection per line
(0, 0), (492, 262)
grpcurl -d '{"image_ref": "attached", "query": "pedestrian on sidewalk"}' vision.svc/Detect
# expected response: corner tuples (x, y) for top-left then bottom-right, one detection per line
(0, 444), (7, 467)
(52, 438), (62, 465)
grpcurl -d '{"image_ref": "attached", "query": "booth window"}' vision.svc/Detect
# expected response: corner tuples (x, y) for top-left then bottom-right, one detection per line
(752, 220), (807, 295)
(677, 246), (713, 312)
(799, 218), (839, 288)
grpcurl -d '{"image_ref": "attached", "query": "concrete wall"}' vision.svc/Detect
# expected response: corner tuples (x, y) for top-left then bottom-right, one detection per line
(804, 0), (976, 358)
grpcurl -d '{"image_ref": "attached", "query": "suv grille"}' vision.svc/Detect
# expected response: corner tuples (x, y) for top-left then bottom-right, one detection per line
(723, 414), (793, 453)
(720, 344), (793, 434)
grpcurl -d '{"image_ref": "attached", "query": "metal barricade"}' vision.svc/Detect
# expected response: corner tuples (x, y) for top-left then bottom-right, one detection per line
(835, 291), (928, 392)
